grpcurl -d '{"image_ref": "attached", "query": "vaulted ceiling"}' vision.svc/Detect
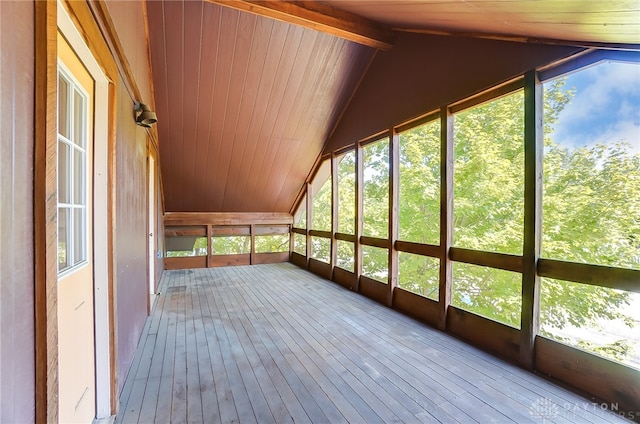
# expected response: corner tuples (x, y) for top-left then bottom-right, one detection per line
(147, 0), (640, 213)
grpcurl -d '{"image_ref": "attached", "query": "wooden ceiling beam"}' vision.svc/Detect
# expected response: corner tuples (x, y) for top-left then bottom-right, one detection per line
(209, 0), (394, 50)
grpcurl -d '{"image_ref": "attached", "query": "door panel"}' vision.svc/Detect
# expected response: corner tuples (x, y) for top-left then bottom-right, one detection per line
(57, 32), (96, 423)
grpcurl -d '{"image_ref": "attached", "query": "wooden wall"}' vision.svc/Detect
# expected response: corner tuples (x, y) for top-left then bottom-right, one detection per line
(104, 0), (160, 393)
(325, 32), (580, 152)
(0, 2), (36, 422)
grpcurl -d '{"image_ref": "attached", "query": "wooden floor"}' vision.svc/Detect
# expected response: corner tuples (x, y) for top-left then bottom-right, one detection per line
(116, 263), (630, 423)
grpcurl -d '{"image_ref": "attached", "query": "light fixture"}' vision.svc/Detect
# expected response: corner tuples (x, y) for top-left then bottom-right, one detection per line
(134, 101), (157, 128)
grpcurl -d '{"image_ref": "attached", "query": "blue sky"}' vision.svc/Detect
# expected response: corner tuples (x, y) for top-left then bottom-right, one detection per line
(548, 60), (640, 154)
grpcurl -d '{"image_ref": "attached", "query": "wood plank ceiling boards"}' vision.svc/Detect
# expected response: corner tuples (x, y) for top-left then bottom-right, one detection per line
(146, 0), (375, 212)
(147, 0), (639, 214)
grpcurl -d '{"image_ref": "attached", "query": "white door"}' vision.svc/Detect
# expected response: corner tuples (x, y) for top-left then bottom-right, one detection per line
(57, 32), (96, 423)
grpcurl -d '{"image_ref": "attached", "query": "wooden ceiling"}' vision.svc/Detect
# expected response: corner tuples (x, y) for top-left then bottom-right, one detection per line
(147, 0), (639, 214)
(323, 0), (640, 46)
(147, 0), (374, 212)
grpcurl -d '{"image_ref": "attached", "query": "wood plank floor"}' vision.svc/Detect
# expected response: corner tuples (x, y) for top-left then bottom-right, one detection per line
(115, 263), (631, 423)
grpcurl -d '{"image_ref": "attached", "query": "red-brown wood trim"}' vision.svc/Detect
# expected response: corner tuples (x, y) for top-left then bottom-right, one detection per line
(447, 306), (520, 363)
(388, 129), (399, 306)
(520, 69), (543, 369)
(210, 0), (394, 50)
(164, 256), (208, 270)
(538, 258), (640, 293)
(355, 143), (363, 292)
(394, 109), (440, 135)
(535, 336), (640, 414)
(449, 77), (524, 114)
(449, 247), (524, 273)
(210, 254), (252, 267)
(335, 232), (356, 243)
(309, 229), (332, 239)
(392, 288), (439, 327)
(291, 227), (306, 235)
(34, 2), (58, 421)
(290, 252), (307, 269)
(359, 275), (388, 305)
(331, 152), (339, 279)
(360, 236), (391, 249)
(395, 240), (440, 258)
(438, 107), (453, 331)
(396, 28), (640, 52)
(333, 267), (356, 291)
(164, 212), (293, 226)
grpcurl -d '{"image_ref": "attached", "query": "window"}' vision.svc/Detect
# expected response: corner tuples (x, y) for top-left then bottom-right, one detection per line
(293, 233), (306, 256)
(398, 253), (439, 300)
(311, 160), (331, 232)
(542, 60), (640, 270)
(166, 237), (208, 257)
(453, 90), (525, 255)
(293, 195), (306, 229)
(337, 151), (356, 235)
(452, 262), (522, 328)
(362, 138), (389, 238)
(541, 279), (640, 369)
(211, 236), (250, 255)
(57, 67), (89, 273)
(255, 234), (290, 253)
(399, 118), (440, 245)
(336, 240), (354, 272)
(362, 246), (388, 283)
(310, 236), (330, 263)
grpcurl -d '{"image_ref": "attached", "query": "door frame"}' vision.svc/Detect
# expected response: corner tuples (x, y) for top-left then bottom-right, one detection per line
(57, 2), (112, 419)
(35, 1), (120, 421)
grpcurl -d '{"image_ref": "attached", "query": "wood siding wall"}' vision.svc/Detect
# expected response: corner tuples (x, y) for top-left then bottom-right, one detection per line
(105, 0), (160, 394)
(325, 32), (579, 152)
(0, 2), (36, 422)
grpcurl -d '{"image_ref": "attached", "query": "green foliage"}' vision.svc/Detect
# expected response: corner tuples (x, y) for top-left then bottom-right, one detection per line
(337, 152), (356, 234)
(399, 120), (440, 245)
(304, 67), (638, 366)
(255, 235), (289, 253)
(363, 139), (389, 238)
(211, 236), (250, 255)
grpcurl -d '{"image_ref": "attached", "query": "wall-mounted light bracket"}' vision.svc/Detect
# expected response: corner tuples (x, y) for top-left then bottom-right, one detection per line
(134, 101), (157, 128)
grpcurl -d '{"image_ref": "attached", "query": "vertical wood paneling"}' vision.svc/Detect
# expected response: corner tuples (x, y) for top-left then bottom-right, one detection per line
(148, 1), (374, 212)
(438, 108), (453, 331)
(1, 2), (36, 422)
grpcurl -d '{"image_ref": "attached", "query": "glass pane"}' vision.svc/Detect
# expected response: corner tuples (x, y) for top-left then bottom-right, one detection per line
(57, 141), (70, 204)
(73, 207), (86, 265)
(293, 233), (306, 256)
(311, 161), (331, 232)
(255, 234), (289, 253)
(293, 196), (307, 229)
(541, 278), (640, 370)
(452, 262), (521, 328)
(73, 89), (85, 147)
(336, 240), (354, 272)
(453, 91), (525, 254)
(58, 208), (69, 271)
(310, 236), (330, 263)
(58, 75), (69, 139)
(399, 119), (440, 244)
(542, 61), (640, 270)
(398, 252), (439, 300)
(337, 151), (355, 234)
(166, 236), (208, 257)
(363, 139), (389, 238)
(73, 148), (85, 205)
(211, 236), (250, 255)
(362, 245), (388, 283)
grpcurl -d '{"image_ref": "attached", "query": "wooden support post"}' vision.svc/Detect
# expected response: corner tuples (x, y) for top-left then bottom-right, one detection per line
(388, 130), (399, 307)
(306, 182), (312, 269)
(438, 107), (453, 331)
(34, 1), (58, 421)
(520, 69), (543, 369)
(355, 143), (364, 292)
(206, 225), (213, 268)
(331, 153), (339, 278)
(250, 224), (256, 265)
